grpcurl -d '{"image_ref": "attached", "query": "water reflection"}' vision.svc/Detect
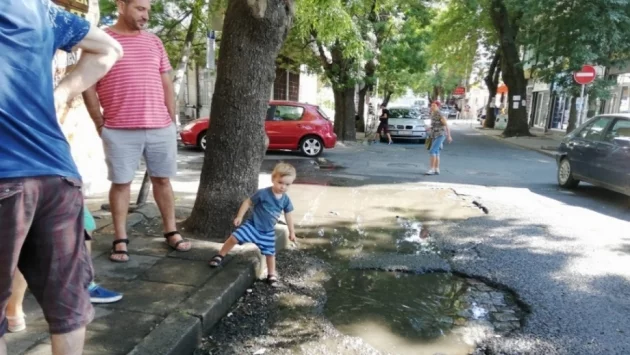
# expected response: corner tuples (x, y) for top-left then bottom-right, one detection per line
(325, 271), (469, 342)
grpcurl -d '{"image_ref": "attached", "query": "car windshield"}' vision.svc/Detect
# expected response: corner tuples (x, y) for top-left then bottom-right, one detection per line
(389, 108), (419, 119)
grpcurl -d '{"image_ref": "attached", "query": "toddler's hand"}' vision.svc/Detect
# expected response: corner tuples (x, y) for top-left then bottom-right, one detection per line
(234, 217), (242, 227)
(289, 233), (296, 241)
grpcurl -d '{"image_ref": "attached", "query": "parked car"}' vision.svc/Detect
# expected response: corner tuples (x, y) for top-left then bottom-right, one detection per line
(179, 101), (337, 157)
(440, 106), (458, 118)
(381, 106), (427, 143)
(557, 114), (630, 196)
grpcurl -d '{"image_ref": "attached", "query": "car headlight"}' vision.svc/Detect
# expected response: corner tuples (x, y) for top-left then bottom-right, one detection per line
(414, 125), (425, 130)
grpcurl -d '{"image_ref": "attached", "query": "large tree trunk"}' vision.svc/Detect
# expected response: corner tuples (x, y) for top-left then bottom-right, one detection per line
(357, 85), (369, 132)
(490, 0), (531, 137)
(326, 42), (356, 141)
(483, 50), (501, 128)
(184, 0), (293, 238)
(382, 91), (393, 107)
(333, 86), (356, 141)
(566, 96), (578, 133)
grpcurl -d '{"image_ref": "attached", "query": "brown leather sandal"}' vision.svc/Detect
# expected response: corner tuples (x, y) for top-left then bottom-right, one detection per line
(110, 239), (130, 263)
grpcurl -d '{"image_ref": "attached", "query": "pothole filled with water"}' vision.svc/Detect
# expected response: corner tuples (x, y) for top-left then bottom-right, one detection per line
(324, 270), (524, 355)
(290, 187), (522, 354)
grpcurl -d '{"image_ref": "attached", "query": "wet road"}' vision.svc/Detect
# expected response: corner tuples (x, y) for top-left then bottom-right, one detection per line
(183, 122), (630, 355)
(313, 123), (630, 355)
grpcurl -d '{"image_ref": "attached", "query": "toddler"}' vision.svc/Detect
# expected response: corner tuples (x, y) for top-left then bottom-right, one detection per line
(209, 163), (297, 286)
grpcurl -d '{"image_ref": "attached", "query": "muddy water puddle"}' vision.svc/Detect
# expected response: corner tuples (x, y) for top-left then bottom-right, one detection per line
(324, 270), (523, 355)
(289, 185), (523, 354)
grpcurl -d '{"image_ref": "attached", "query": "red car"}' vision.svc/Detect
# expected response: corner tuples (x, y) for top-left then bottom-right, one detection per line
(179, 101), (337, 157)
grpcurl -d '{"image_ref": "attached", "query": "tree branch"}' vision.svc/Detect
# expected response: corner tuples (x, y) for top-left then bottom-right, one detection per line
(311, 30), (333, 73)
(157, 10), (193, 38)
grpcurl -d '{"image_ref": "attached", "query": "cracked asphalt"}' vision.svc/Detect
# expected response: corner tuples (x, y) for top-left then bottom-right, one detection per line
(314, 122), (630, 355)
(179, 121), (630, 354)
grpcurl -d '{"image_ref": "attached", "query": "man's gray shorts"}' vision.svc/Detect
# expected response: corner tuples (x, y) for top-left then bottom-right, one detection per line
(101, 124), (177, 184)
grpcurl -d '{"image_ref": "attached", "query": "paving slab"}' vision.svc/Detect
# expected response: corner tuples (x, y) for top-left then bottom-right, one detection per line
(140, 258), (219, 287)
(7, 208), (263, 355)
(92, 254), (161, 281)
(102, 280), (196, 316)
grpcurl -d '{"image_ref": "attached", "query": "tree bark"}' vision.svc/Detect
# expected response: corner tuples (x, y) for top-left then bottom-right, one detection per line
(566, 96), (578, 133)
(483, 50), (501, 129)
(489, 0), (531, 137)
(333, 86), (356, 140)
(184, 0), (293, 238)
(356, 85), (369, 132)
(383, 91), (393, 107)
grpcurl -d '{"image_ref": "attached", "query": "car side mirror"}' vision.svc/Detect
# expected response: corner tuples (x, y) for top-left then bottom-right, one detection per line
(613, 137), (630, 148)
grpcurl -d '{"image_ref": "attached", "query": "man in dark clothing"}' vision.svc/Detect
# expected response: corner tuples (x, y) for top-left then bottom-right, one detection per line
(377, 104), (393, 144)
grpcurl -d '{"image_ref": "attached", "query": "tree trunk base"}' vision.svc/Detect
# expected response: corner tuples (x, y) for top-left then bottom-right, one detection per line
(183, 0), (292, 238)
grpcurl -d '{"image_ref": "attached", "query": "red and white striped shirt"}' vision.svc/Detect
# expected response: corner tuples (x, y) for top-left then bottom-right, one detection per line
(97, 28), (172, 129)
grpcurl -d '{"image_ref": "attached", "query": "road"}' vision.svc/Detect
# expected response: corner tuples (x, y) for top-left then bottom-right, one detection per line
(182, 122), (630, 355)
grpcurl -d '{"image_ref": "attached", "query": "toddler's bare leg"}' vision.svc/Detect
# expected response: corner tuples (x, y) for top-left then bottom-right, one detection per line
(219, 235), (239, 256)
(266, 255), (276, 276)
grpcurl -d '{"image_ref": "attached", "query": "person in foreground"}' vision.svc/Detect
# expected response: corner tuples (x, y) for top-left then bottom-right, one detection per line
(82, 0), (191, 262)
(426, 101), (453, 175)
(0, 2), (122, 355)
(6, 208), (123, 333)
(209, 163), (298, 287)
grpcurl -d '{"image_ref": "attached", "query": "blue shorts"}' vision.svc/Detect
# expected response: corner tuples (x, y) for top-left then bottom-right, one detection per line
(84, 207), (96, 233)
(233, 221), (276, 256)
(429, 135), (446, 156)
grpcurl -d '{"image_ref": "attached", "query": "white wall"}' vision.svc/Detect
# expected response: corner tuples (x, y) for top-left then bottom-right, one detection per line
(299, 65), (319, 104)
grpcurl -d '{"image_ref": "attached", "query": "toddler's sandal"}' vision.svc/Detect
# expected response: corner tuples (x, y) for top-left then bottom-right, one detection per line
(267, 274), (279, 287)
(209, 255), (224, 268)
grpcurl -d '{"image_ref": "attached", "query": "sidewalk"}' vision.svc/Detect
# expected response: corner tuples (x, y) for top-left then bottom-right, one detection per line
(475, 125), (566, 157)
(5, 203), (279, 355)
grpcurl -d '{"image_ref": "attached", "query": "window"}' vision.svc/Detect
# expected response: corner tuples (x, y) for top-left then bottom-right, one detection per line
(578, 117), (612, 141)
(270, 105), (304, 121)
(604, 118), (630, 143)
(273, 69), (287, 100)
(388, 108), (419, 119)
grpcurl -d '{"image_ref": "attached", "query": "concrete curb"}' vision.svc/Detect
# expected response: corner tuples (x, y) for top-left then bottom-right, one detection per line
(125, 252), (260, 355)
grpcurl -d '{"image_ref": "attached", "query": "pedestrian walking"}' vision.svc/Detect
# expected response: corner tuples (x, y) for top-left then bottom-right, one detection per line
(425, 101), (453, 175)
(0, 2), (122, 354)
(377, 104), (393, 144)
(209, 163), (298, 287)
(83, 0), (192, 262)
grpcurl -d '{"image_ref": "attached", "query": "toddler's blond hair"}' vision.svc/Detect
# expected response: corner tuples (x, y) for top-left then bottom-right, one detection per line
(272, 162), (297, 179)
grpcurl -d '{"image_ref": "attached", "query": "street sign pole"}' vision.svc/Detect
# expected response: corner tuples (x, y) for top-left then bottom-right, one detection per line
(574, 65), (597, 126)
(578, 84), (585, 126)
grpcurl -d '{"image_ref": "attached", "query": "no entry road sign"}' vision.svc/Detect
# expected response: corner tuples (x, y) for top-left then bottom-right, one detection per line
(574, 65), (596, 85)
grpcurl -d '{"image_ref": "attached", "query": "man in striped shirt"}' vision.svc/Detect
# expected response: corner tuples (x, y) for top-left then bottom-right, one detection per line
(83, 0), (192, 262)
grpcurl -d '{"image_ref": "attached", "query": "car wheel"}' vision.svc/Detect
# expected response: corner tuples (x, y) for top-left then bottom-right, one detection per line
(197, 130), (207, 151)
(300, 136), (323, 157)
(557, 157), (580, 188)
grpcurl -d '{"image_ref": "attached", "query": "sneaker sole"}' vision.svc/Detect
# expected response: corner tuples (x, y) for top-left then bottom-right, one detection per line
(90, 295), (123, 304)
(8, 324), (26, 333)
